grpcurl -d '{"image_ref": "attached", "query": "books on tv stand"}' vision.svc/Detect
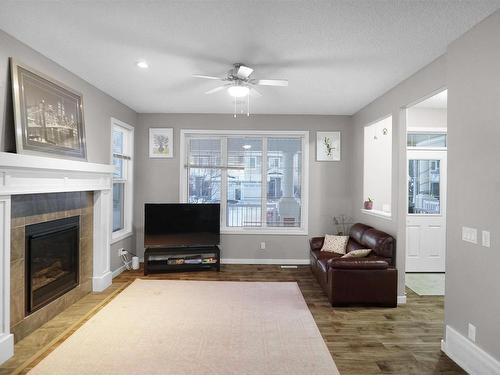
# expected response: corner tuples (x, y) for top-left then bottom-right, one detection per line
(143, 245), (220, 275)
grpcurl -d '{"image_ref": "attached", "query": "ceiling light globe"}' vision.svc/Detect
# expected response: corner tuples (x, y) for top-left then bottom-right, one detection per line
(136, 60), (149, 69)
(228, 85), (249, 98)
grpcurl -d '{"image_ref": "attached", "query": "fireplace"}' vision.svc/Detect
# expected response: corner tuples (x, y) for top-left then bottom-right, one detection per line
(25, 216), (80, 314)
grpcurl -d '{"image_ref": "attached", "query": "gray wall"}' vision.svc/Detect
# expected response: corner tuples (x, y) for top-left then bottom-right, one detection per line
(135, 114), (352, 261)
(350, 56), (447, 296)
(445, 10), (500, 359)
(407, 107), (447, 129)
(0, 29), (137, 272)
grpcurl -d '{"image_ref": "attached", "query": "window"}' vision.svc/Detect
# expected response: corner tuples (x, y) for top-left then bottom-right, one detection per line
(111, 118), (134, 242)
(408, 159), (441, 214)
(181, 130), (308, 234)
(407, 132), (447, 148)
(363, 116), (392, 217)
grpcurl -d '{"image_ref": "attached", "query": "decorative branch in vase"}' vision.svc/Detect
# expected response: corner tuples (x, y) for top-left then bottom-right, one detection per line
(333, 214), (354, 235)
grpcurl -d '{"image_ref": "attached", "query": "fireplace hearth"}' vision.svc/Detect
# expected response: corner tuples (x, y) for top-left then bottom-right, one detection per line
(26, 216), (80, 314)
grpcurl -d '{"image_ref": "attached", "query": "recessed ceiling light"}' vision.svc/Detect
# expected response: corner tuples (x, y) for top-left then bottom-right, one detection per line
(242, 144), (252, 150)
(136, 60), (149, 69)
(228, 85), (249, 98)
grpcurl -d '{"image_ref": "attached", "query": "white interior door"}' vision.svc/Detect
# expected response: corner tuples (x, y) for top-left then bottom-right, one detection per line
(406, 150), (447, 272)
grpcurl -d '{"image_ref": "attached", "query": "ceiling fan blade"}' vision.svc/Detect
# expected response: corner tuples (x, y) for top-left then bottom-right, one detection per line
(193, 74), (223, 80)
(236, 65), (254, 79)
(255, 79), (288, 87)
(205, 85), (228, 94)
(250, 88), (262, 97)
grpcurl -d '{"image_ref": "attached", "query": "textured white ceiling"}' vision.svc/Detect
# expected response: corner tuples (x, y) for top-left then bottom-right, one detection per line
(0, 1), (498, 115)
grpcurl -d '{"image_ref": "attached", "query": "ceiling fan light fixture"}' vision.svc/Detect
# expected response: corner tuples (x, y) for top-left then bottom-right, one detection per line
(136, 60), (149, 69)
(228, 85), (249, 98)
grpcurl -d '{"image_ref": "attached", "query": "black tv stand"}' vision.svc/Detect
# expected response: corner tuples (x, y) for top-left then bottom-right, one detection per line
(143, 246), (220, 275)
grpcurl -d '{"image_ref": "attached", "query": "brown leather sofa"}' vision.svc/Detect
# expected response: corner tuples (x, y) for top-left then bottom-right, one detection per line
(310, 223), (397, 307)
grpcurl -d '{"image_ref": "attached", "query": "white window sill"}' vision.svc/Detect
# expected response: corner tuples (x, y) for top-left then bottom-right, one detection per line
(360, 209), (392, 221)
(221, 228), (308, 236)
(111, 230), (133, 244)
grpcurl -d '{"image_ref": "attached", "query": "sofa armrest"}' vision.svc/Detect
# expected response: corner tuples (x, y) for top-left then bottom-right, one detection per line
(328, 259), (388, 270)
(309, 237), (325, 251)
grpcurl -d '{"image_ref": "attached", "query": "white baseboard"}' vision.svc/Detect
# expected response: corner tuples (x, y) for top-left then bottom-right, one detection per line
(441, 325), (500, 375)
(221, 258), (310, 265)
(397, 295), (407, 304)
(92, 271), (112, 292)
(0, 333), (14, 365)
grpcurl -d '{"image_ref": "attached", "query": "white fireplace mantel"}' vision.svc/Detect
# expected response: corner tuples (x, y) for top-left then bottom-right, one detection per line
(0, 151), (115, 364)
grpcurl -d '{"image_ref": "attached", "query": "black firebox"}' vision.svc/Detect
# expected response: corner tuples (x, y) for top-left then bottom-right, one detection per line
(25, 216), (79, 314)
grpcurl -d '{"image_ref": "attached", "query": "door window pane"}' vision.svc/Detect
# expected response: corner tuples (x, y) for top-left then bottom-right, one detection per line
(267, 138), (302, 227)
(113, 182), (125, 231)
(407, 133), (446, 148)
(408, 159), (440, 214)
(227, 138), (262, 227)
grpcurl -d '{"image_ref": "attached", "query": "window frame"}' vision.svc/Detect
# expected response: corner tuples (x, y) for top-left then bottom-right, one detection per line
(180, 129), (309, 235)
(111, 118), (134, 244)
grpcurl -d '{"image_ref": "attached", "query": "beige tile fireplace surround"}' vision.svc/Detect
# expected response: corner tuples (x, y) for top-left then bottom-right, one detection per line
(0, 152), (114, 364)
(10, 192), (94, 342)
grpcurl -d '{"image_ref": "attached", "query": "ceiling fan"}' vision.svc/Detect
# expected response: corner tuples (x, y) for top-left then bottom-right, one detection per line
(193, 63), (288, 98)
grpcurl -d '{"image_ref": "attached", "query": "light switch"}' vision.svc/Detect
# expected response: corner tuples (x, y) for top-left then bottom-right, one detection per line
(462, 227), (477, 244)
(260, 242), (266, 250)
(482, 230), (491, 248)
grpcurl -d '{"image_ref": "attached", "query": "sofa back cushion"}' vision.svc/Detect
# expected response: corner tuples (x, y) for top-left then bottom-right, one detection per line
(345, 238), (365, 252)
(361, 228), (395, 265)
(349, 223), (371, 243)
(347, 224), (395, 266)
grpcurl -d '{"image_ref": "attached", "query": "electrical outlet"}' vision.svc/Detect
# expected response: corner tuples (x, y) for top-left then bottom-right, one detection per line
(462, 227), (477, 244)
(468, 323), (476, 342)
(482, 230), (491, 248)
(260, 242), (266, 250)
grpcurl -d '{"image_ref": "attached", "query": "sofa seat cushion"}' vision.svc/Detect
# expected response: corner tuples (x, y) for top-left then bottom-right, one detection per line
(364, 254), (392, 263)
(329, 259), (389, 270)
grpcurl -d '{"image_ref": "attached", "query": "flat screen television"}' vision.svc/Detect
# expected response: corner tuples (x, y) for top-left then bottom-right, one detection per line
(144, 203), (220, 248)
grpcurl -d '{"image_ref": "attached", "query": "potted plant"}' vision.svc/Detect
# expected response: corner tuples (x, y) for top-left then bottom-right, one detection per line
(364, 197), (373, 210)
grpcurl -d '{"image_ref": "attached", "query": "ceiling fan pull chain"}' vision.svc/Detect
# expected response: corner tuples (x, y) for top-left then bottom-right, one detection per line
(247, 93), (250, 117)
(234, 95), (237, 118)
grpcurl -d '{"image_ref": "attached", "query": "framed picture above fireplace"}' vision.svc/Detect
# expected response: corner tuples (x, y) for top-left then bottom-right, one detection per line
(10, 59), (87, 160)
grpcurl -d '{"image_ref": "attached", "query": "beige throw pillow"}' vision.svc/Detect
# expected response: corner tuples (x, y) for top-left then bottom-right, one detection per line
(321, 235), (349, 254)
(341, 249), (372, 258)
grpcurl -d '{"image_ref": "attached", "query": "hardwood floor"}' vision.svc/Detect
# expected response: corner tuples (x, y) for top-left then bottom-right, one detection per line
(0, 265), (465, 374)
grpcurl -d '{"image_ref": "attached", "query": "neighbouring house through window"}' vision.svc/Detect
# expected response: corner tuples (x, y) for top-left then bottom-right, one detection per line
(181, 130), (309, 234)
(111, 118), (134, 242)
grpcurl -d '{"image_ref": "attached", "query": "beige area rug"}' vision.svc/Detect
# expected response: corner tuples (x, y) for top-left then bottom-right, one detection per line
(28, 279), (339, 375)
